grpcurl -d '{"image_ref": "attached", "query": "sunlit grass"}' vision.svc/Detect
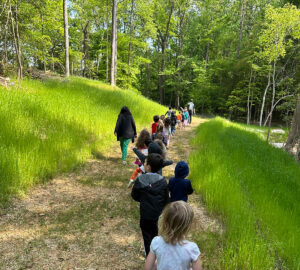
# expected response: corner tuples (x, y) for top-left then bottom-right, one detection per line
(190, 117), (300, 270)
(0, 77), (166, 203)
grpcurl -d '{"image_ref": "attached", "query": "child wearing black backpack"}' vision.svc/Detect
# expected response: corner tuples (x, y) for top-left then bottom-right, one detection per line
(131, 153), (169, 256)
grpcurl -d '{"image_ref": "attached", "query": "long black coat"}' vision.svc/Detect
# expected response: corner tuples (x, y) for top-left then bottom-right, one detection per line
(114, 113), (137, 142)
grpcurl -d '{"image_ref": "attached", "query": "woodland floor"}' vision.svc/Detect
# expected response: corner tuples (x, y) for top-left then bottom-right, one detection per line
(0, 117), (222, 270)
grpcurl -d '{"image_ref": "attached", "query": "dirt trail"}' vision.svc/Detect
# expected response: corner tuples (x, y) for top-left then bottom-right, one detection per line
(0, 117), (221, 270)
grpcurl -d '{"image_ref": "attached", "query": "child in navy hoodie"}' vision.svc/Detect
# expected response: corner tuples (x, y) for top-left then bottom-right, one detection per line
(168, 161), (193, 202)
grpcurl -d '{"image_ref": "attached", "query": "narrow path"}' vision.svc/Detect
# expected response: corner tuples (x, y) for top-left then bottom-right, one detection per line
(0, 118), (221, 270)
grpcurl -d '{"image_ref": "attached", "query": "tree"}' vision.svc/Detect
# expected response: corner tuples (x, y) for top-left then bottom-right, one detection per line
(258, 4), (300, 130)
(285, 95), (300, 159)
(63, 0), (70, 77)
(110, 0), (117, 86)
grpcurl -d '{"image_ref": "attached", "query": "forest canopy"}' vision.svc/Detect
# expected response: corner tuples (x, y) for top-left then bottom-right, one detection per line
(0, 0), (299, 125)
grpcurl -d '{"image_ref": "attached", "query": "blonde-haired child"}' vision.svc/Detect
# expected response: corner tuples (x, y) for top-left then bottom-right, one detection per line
(144, 201), (202, 270)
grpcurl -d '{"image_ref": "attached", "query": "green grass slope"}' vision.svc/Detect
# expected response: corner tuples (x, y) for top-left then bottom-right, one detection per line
(0, 77), (166, 203)
(190, 117), (300, 270)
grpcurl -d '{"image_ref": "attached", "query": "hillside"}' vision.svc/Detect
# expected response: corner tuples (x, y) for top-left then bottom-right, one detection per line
(0, 77), (166, 202)
(190, 117), (300, 269)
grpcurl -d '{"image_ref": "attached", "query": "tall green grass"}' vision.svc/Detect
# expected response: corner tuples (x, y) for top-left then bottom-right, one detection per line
(0, 77), (166, 202)
(190, 117), (300, 270)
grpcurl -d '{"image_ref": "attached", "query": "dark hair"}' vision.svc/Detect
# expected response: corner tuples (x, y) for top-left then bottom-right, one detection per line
(164, 117), (171, 128)
(154, 139), (167, 160)
(153, 115), (159, 123)
(145, 138), (152, 147)
(147, 153), (164, 173)
(169, 106), (172, 110)
(136, 129), (151, 148)
(120, 106), (131, 115)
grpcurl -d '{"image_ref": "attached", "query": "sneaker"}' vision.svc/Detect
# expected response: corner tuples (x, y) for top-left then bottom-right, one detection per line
(127, 179), (134, 188)
(122, 160), (127, 165)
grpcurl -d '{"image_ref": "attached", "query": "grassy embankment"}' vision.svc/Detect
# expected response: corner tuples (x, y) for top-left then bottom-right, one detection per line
(0, 77), (166, 203)
(190, 117), (300, 270)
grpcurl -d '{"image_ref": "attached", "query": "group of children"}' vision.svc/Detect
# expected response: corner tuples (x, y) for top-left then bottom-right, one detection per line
(150, 108), (192, 149)
(127, 109), (202, 270)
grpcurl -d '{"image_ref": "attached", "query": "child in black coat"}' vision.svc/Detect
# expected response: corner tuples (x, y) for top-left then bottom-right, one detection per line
(131, 153), (169, 256)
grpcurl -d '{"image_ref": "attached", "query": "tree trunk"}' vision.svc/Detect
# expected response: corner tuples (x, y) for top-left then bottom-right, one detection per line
(110, 0), (117, 87)
(63, 0), (70, 77)
(10, 3), (22, 80)
(237, 0), (246, 58)
(106, 0), (109, 83)
(4, 7), (10, 66)
(157, 1), (174, 104)
(259, 71), (271, 126)
(82, 21), (90, 77)
(285, 95), (300, 159)
(128, 0), (134, 69)
(247, 67), (253, 125)
(158, 44), (166, 104)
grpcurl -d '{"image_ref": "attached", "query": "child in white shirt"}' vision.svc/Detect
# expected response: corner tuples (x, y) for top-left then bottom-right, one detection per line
(144, 201), (202, 270)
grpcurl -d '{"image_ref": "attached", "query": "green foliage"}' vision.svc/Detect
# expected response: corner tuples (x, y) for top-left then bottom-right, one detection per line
(190, 117), (300, 269)
(0, 77), (166, 203)
(0, 0), (299, 123)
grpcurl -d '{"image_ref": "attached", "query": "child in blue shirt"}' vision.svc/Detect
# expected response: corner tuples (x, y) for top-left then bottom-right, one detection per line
(168, 161), (193, 202)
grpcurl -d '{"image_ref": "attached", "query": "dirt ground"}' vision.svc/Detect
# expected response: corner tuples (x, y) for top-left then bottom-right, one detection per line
(0, 117), (221, 270)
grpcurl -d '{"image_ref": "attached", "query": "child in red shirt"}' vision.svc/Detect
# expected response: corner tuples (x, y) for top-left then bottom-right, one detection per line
(152, 115), (160, 139)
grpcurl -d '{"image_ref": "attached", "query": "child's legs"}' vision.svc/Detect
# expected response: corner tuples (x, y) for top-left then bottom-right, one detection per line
(120, 137), (131, 161)
(140, 219), (158, 256)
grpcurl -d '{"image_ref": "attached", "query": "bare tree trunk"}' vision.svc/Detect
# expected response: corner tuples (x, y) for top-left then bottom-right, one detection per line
(110, 0), (117, 87)
(82, 21), (90, 77)
(106, 0), (109, 83)
(285, 95), (300, 159)
(158, 44), (166, 104)
(63, 0), (70, 77)
(10, 3), (22, 80)
(157, 1), (174, 104)
(259, 71), (271, 126)
(247, 67), (253, 125)
(145, 50), (150, 97)
(128, 0), (134, 69)
(176, 6), (185, 109)
(3, 6), (10, 66)
(237, 0), (246, 58)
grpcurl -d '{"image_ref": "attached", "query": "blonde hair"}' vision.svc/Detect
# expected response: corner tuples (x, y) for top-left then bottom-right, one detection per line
(159, 201), (194, 245)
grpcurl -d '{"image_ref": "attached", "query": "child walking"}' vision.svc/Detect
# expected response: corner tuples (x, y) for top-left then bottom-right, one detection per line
(152, 115), (160, 140)
(168, 161), (193, 202)
(128, 130), (151, 187)
(171, 111), (177, 135)
(163, 117), (172, 147)
(131, 153), (169, 256)
(144, 201), (202, 270)
(177, 111), (182, 130)
(184, 108), (189, 127)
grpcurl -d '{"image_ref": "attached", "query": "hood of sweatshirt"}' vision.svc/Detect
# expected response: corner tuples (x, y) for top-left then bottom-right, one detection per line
(138, 173), (164, 187)
(175, 161), (189, 178)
